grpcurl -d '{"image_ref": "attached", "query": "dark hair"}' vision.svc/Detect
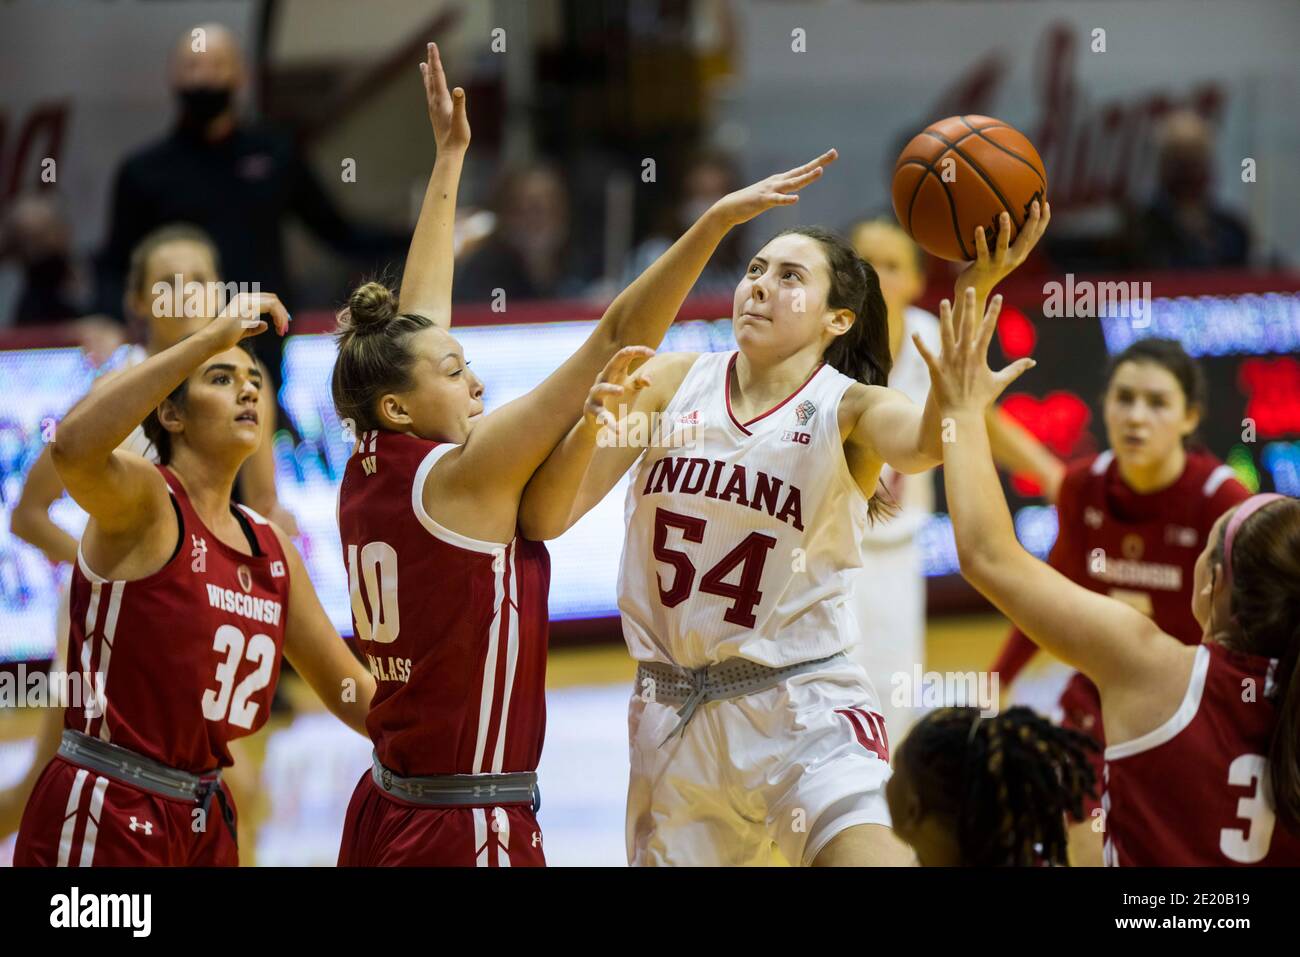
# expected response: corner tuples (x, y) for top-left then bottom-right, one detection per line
(1102, 338), (1208, 449)
(1211, 497), (1300, 835)
(897, 706), (1099, 866)
(331, 281), (435, 433)
(142, 340), (255, 465)
(772, 225), (897, 523)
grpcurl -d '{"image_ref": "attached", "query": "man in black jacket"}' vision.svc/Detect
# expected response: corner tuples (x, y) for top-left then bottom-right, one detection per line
(97, 22), (401, 391)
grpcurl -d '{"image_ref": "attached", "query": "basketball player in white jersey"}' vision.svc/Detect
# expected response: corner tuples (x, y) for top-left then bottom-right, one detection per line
(846, 219), (1063, 742)
(522, 204), (1050, 865)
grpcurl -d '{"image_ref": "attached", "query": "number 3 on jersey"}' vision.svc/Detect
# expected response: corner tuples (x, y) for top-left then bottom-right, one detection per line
(653, 507), (776, 627)
(348, 541), (400, 643)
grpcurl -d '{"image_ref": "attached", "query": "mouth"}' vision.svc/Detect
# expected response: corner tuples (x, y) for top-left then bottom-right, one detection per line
(235, 410), (259, 426)
(1121, 434), (1146, 448)
(740, 312), (770, 323)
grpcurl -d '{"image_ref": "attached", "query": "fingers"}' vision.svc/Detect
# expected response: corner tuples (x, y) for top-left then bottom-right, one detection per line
(938, 297), (956, 357)
(974, 224), (990, 264)
(599, 345), (655, 383)
(952, 286), (976, 349)
(786, 148), (838, 178)
(995, 211), (1012, 259)
(993, 357), (1037, 396)
(1008, 200), (1043, 259)
(975, 293), (1003, 359)
(911, 331), (943, 383)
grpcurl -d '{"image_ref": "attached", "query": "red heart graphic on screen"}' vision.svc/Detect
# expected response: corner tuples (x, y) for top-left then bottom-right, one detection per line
(1001, 391), (1093, 496)
(996, 306), (1036, 360)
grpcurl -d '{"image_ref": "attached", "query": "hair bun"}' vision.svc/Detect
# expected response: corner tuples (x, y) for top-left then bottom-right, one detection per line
(344, 281), (398, 333)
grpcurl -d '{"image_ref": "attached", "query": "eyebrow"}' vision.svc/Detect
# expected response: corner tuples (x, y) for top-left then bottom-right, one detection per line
(205, 363), (262, 380)
(750, 257), (808, 274)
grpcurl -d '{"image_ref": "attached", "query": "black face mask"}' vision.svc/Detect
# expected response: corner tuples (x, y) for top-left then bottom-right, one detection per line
(176, 86), (233, 128)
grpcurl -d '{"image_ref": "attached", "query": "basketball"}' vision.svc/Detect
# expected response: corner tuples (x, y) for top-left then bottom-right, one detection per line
(892, 115), (1047, 262)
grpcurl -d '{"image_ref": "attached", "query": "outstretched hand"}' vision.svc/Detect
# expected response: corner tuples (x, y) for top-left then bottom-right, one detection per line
(584, 346), (655, 435)
(421, 42), (469, 154)
(913, 288), (1036, 416)
(710, 149), (838, 228)
(956, 199), (1051, 297)
(208, 292), (291, 351)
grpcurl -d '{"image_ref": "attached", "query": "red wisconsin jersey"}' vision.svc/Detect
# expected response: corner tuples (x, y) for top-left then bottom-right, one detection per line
(1103, 643), (1300, 866)
(337, 430), (551, 778)
(68, 466), (290, 773)
(994, 448), (1251, 681)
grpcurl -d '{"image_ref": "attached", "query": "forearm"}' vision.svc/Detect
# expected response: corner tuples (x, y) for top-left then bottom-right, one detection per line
(53, 329), (223, 468)
(943, 409), (1021, 578)
(520, 418), (601, 540)
(11, 507), (78, 565)
(398, 148), (466, 325)
(596, 207), (732, 349)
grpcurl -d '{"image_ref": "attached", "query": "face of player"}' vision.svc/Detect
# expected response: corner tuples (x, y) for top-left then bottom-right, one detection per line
(161, 346), (263, 464)
(129, 240), (221, 343)
(1103, 361), (1199, 475)
(378, 326), (485, 443)
(852, 223), (924, 345)
(732, 233), (849, 364)
(1192, 508), (1233, 635)
(884, 746), (955, 867)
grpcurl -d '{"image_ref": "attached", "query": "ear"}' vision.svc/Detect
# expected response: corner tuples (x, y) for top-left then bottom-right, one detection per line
(376, 393), (412, 431)
(1181, 403), (1202, 439)
(156, 396), (185, 437)
(825, 307), (855, 340)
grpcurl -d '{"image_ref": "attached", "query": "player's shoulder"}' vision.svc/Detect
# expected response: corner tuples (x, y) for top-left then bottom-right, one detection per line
(1061, 451), (1110, 496)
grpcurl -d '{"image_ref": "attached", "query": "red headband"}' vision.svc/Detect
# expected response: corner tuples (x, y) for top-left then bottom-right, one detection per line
(1223, 493), (1287, 588)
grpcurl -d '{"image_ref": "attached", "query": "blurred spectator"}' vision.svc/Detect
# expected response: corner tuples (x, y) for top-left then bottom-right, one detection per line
(2, 192), (90, 326)
(453, 162), (597, 303)
(622, 150), (747, 297)
(1126, 110), (1251, 270)
(96, 22), (402, 388)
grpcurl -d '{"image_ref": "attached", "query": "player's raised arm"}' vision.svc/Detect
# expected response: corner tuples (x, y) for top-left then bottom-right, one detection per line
(50, 293), (289, 537)
(397, 42), (470, 328)
(846, 202), (1050, 476)
(456, 150), (838, 493)
(913, 290), (1181, 694)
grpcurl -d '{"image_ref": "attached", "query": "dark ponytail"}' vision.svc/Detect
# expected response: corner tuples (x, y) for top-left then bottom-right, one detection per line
(774, 225), (897, 523)
(1213, 496), (1300, 834)
(332, 281), (435, 433)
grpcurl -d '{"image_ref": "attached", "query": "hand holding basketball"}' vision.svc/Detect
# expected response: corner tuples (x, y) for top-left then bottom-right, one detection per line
(956, 199), (1051, 297)
(913, 288), (1036, 415)
(711, 149), (838, 227)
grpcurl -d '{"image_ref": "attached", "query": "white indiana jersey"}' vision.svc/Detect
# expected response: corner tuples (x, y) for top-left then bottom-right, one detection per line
(618, 350), (871, 669)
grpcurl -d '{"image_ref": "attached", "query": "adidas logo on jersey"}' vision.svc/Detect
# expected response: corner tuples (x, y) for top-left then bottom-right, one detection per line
(678, 410), (700, 424)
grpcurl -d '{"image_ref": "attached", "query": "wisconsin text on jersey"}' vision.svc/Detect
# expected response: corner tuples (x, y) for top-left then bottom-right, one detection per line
(641, 455), (805, 530)
(205, 583), (284, 626)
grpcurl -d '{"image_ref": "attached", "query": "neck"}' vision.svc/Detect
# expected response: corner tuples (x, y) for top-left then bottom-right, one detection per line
(1117, 444), (1187, 494)
(166, 446), (240, 528)
(733, 346), (823, 407)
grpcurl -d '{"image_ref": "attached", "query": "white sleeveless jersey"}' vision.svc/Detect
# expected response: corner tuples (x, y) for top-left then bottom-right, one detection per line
(117, 345), (157, 460)
(617, 351), (871, 669)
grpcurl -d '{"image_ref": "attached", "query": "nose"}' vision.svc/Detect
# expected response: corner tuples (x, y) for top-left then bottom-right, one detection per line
(751, 276), (769, 303)
(469, 370), (485, 400)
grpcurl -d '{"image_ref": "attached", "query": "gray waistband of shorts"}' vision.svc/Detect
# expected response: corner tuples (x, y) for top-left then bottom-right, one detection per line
(371, 754), (539, 808)
(59, 729), (218, 802)
(636, 652), (845, 747)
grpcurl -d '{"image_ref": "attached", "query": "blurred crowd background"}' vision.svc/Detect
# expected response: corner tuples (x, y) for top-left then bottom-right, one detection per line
(2, 0), (1296, 340)
(2, 0), (1299, 866)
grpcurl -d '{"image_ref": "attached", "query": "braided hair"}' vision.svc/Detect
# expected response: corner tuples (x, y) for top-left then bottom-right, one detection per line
(898, 706), (1099, 866)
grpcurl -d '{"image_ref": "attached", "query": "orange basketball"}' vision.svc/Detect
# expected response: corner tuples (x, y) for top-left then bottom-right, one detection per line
(892, 115), (1047, 262)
